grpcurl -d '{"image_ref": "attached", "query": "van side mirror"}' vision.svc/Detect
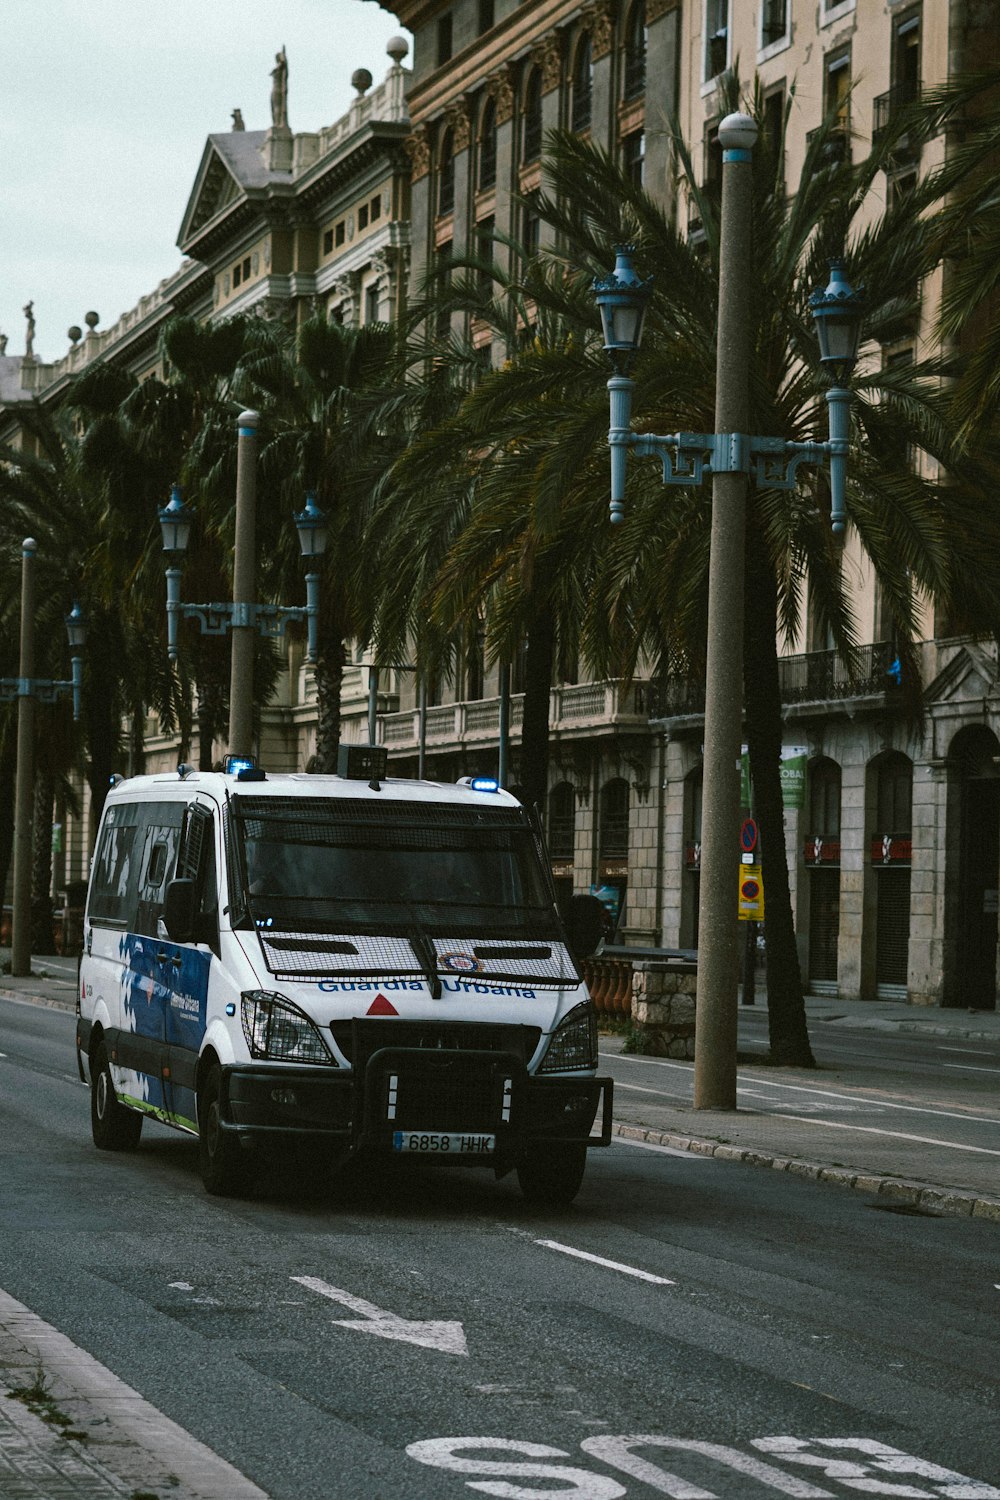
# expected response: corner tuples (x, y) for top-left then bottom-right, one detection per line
(163, 878), (197, 943)
(564, 894), (607, 962)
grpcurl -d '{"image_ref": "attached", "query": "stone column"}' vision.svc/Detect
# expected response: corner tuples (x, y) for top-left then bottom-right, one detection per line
(631, 960), (698, 1058)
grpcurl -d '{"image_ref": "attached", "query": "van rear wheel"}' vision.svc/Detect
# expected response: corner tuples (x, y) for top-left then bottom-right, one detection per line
(91, 1041), (143, 1151)
(198, 1063), (251, 1196)
(516, 1141), (587, 1206)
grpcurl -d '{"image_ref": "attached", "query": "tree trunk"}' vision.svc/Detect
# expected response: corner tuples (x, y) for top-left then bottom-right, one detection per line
(743, 528), (815, 1067)
(84, 607), (121, 842)
(31, 767), (55, 955)
(313, 638), (347, 773)
(0, 735), (15, 933)
(518, 603), (555, 814)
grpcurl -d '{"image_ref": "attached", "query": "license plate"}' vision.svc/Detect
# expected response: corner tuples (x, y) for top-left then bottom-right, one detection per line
(392, 1131), (496, 1155)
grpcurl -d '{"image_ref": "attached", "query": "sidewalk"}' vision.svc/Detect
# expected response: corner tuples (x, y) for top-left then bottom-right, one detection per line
(604, 988), (1000, 1223)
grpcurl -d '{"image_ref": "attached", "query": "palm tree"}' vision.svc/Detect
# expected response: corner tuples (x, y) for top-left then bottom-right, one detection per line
(533, 76), (1000, 1061)
(375, 71), (1000, 1063)
(233, 314), (406, 770)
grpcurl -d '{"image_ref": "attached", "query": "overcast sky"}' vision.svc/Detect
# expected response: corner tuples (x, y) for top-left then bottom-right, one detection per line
(2, 0), (412, 365)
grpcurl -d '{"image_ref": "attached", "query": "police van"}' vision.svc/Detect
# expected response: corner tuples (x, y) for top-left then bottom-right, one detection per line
(77, 749), (612, 1202)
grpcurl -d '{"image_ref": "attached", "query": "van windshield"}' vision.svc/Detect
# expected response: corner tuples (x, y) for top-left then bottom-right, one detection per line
(229, 796), (565, 972)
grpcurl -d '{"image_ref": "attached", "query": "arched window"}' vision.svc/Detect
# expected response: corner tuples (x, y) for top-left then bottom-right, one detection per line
(522, 66), (542, 164)
(438, 128), (455, 216)
(571, 34), (592, 133)
(876, 753), (912, 838)
(548, 782), (577, 861)
(623, 0), (646, 101)
(478, 96), (497, 191)
(809, 758), (841, 838)
(599, 778), (630, 859)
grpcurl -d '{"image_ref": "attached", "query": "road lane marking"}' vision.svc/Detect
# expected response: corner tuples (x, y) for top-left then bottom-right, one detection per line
(534, 1240), (675, 1284)
(616, 1080), (688, 1097)
(943, 1063), (1000, 1074)
(774, 1113), (1000, 1155)
(292, 1275), (469, 1356)
(609, 1054), (1000, 1126)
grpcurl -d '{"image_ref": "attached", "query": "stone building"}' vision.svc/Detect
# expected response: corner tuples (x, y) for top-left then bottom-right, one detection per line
(4, 3), (1000, 1011)
(373, 0), (1000, 1009)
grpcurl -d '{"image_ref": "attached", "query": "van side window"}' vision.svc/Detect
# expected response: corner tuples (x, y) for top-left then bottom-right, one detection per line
(135, 814), (184, 936)
(178, 802), (219, 943)
(88, 807), (141, 926)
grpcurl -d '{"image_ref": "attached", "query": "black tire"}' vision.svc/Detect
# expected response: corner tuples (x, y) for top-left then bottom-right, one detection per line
(90, 1041), (143, 1152)
(198, 1063), (251, 1196)
(516, 1141), (588, 1206)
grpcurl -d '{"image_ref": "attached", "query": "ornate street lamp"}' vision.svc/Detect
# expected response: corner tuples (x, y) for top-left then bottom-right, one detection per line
(158, 416), (329, 759)
(592, 114), (866, 1110)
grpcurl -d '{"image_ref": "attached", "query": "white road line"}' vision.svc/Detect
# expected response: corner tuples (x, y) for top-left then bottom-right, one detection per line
(944, 1063), (1000, 1074)
(535, 1240), (676, 1284)
(776, 1112), (1000, 1155)
(609, 1053), (1000, 1126)
(940, 1046), (996, 1055)
(616, 1080), (687, 1097)
(613, 1137), (704, 1159)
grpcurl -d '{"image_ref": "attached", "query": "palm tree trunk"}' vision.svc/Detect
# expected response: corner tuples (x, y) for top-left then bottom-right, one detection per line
(313, 638), (347, 772)
(0, 737), (14, 923)
(31, 767), (55, 955)
(743, 529), (815, 1066)
(518, 604), (555, 814)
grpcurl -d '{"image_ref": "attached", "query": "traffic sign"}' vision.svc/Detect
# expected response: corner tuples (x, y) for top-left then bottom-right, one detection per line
(738, 862), (765, 920)
(740, 817), (758, 853)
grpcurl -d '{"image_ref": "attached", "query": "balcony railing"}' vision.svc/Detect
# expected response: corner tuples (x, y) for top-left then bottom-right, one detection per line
(806, 122), (851, 166)
(379, 679), (652, 752)
(872, 83), (922, 153)
(649, 643), (902, 721)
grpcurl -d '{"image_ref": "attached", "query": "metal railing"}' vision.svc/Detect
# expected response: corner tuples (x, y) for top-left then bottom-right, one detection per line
(649, 643), (901, 720)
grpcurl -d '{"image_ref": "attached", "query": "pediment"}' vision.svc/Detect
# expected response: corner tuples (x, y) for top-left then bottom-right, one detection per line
(177, 132), (268, 251)
(924, 641), (1000, 707)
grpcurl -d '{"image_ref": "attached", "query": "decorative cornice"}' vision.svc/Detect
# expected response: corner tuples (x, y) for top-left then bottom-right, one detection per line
(530, 35), (563, 94)
(406, 125), (432, 181)
(584, 0), (614, 60)
(486, 65), (516, 126)
(445, 97), (472, 154)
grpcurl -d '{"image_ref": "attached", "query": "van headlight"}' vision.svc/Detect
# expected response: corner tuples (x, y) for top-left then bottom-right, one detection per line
(241, 991), (334, 1064)
(538, 1001), (598, 1073)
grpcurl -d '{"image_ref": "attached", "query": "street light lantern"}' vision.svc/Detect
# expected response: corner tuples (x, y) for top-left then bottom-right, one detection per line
(809, 258), (866, 380)
(592, 244), (653, 368)
(64, 601), (86, 653)
(158, 483), (193, 556)
(294, 491), (329, 560)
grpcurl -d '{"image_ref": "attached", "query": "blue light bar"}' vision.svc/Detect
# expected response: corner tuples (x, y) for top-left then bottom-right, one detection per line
(224, 754), (256, 776)
(469, 777), (499, 793)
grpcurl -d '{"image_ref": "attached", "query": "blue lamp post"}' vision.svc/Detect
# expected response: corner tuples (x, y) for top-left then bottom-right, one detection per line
(593, 113), (865, 1109)
(158, 416), (329, 760)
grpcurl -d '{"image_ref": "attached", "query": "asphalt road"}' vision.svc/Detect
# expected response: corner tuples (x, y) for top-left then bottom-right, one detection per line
(1, 995), (999, 1499)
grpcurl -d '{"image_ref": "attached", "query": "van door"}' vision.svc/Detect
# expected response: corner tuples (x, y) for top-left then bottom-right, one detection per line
(165, 801), (217, 1132)
(116, 804), (186, 1121)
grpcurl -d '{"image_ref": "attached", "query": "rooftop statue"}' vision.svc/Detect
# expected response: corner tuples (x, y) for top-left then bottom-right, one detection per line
(270, 46), (288, 129)
(23, 301), (35, 359)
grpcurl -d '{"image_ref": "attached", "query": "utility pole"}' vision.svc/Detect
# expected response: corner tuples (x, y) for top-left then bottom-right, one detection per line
(693, 114), (757, 1110)
(228, 410), (259, 760)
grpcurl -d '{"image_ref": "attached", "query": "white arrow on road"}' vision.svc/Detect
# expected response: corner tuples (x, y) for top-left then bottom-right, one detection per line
(292, 1275), (468, 1356)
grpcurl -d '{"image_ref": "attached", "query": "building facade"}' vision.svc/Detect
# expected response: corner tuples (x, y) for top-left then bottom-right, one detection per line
(4, 3), (1000, 1010)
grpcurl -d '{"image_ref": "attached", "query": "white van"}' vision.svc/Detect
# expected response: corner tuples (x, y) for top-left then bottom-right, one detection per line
(77, 751), (612, 1202)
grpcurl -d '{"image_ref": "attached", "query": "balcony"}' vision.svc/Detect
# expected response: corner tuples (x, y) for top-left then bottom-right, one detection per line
(649, 643), (903, 724)
(379, 679), (653, 755)
(806, 123), (851, 166)
(872, 84), (922, 160)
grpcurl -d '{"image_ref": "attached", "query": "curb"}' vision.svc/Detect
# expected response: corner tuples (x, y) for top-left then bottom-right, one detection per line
(612, 1122), (1000, 1222)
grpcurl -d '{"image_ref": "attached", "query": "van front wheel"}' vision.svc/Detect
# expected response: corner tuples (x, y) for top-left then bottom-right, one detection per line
(198, 1064), (251, 1196)
(91, 1042), (142, 1151)
(516, 1141), (587, 1206)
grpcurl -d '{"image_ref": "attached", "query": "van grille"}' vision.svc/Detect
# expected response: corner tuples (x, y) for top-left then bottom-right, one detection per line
(331, 1019), (541, 1071)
